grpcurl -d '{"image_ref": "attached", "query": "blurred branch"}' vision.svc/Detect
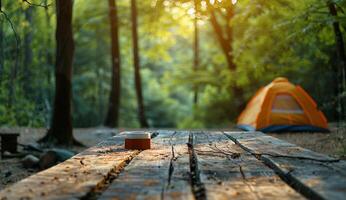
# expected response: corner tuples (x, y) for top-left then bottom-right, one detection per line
(0, 8), (20, 65)
(22, 0), (51, 8)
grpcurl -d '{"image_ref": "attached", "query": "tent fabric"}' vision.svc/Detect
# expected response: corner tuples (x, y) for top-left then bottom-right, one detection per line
(237, 77), (329, 133)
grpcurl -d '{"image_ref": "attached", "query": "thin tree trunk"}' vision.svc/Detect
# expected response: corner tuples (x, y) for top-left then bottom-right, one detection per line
(45, 2), (53, 99)
(1, 0), (19, 110)
(44, 1), (53, 127)
(0, 1), (4, 84)
(193, 0), (199, 105)
(23, 6), (34, 98)
(327, 1), (346, 121)
(207, 4), (235, 70)
(206, 1), (244, 113)
(97, 67), (103, 123)
(40, 0), (76, 145)
(8, 47), (16, 108)
(131, 0), (149, 128)
(104, 0), (121, 127)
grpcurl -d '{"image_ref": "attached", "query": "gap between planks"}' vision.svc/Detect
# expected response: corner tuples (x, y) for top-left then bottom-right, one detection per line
(188, 131), (207, 200)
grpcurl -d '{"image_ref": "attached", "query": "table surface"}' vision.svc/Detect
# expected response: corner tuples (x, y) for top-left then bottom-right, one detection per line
(0, 130), (345, 200)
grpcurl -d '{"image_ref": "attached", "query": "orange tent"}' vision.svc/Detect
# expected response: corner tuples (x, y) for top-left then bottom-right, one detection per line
(237, 77), (328, 132)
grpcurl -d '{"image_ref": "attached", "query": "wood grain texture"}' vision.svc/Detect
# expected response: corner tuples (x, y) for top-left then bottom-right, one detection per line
(225, 131), (346, 200)
(0, 133), (139, 200)
(1, 130), (341, 200)
(193, 131), (305, 200)
(224, 131), (337, 161)
(99, 131), (194, 200)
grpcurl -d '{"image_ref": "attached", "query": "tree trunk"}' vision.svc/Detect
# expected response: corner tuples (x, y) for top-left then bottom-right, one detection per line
(0, 1), (4, 84)
(104, 0), (121, 127)
(45, 2), (53, 98)
(206, 1), (244, 113)
(44, 1), (53, 127)
(1, 0), (18, 108)
(207, 4), (235, 70)
(97, 67), (103, 123)
(8, 47), (16, 108)
(23, 6), (34, 98)
(40, 0), (76, 145)
(193, 0), (199, 105)
(327, 1), (346, 121)
(131, 0), (149, 128)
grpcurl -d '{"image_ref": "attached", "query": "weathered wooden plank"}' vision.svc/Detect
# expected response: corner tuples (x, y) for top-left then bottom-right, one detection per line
(99, 131), (193, 200)
(0, 132), (140, 200)
(224, 131), (337, 161)
(225, 131), (346, 200)
(192, 131), (305, 200)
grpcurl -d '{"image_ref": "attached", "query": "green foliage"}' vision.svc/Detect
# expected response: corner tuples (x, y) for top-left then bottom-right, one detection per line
(0, 0), (345, 128)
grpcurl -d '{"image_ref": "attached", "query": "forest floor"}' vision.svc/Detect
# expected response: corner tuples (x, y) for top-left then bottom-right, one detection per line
(0, 125), (345, 190)
(268, 123), (346, 158)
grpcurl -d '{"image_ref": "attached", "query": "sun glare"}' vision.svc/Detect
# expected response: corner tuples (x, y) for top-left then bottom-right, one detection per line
(209, 0), (237, 5)
(188, 8), (195, 16)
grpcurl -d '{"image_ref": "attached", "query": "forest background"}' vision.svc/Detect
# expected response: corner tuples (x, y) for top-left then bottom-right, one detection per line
(0, 0), (345, 129)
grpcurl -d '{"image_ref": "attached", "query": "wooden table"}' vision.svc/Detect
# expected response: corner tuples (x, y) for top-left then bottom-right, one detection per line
(0, 131), (345, 200)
